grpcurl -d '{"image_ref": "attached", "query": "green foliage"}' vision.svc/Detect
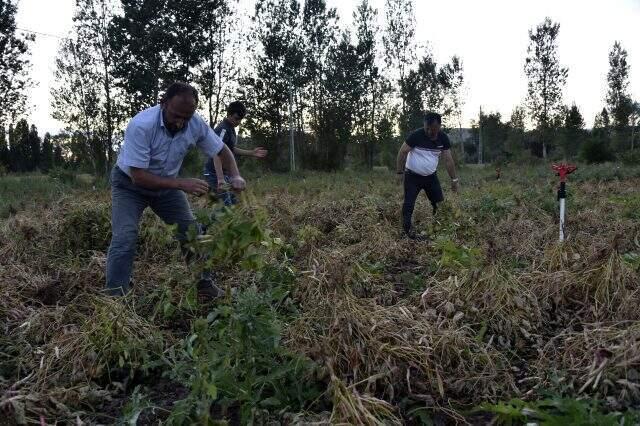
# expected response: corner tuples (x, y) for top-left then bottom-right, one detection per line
(57, 203), (112, 255)
(436, 238), (480, 269)
(622, 252), (640, 271)
(85, 298), (166, 377)
(478, 396), (640, 425)
(559, 104), (587, 158)
(0, 0), (33, 126)
(49, 166), (76, 184)
(524, 18), (568, 158)
(620, 150), (640, 165)
(167, 204), (320, 423)
(192, 206), (275, 271)
(581, 137), (616, 164)
(167, 286), (322, 424)
(0, 174), (71, 219)
(609, 194), (640, 220)
(242, 0), (304, 172)
(476, 111), (510, 163)
(607, 42), (632, 130)
(120, 386), (159, 426)
(477, 193), (515, 219)
(296, 224), (323, 247)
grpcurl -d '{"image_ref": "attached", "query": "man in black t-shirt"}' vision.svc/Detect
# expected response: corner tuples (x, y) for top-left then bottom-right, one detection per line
(395, 112), (459, 240)
(203, 101), (267, 205)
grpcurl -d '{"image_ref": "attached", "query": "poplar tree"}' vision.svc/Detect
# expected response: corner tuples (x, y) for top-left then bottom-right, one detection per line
(524, 17), (568, 158)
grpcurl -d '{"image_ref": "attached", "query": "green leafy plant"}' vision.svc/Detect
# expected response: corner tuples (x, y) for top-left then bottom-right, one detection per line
(477, 396), (640, 425)
(190, 206), (275, 271)
(436, 238), (481, 269)
(166, 286), (322, 424)
(622, 252), (640, 271)
(609, 195), (640, 220)
(85, 297), (166, 377)
(120, 386), (163, 425)
(49, 167), (77, 184)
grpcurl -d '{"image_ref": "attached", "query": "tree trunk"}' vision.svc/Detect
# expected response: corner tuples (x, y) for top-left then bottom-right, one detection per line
(103, 62), (113, 176)
(213, 64), (223, 126)
(459, 122), (464, 163)
(208, 90), (213, 128)
(369, 86), (377, 169)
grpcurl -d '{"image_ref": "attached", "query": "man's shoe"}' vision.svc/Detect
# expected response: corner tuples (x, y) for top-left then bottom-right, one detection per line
(196, 279), (225, 303)
(403, 230), (428, 241)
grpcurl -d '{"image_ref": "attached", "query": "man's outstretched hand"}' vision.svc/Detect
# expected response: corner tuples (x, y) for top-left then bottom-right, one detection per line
(253, 147), (268, 158)
(178, 178), (209, 196)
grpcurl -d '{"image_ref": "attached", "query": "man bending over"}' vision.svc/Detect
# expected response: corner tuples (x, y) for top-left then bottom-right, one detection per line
(396, 112), (459, 240)
(106, 82), (245, 300)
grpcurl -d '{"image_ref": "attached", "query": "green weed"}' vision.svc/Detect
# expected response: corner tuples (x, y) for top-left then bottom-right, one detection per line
(436, 238), (481, 269)
(191, 206), (273, 271)
(477, 396), (640, 425)
(622, 252), (640, 271)
(166, 287), (322, 424)
(609, 195), (640, 220)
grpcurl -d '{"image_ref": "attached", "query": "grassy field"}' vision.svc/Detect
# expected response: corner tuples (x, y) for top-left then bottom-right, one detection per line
(0, 172), (99, 219)
(2, 163), (640, 425)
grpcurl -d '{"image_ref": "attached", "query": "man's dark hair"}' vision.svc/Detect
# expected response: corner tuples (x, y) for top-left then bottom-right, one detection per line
(160, 82), (199, 105)
(424, 112), (442, 125)
(227, 101), (247, 119)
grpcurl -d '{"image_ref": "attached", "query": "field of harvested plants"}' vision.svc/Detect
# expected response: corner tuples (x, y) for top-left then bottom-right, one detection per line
(2, 163), (640, 425)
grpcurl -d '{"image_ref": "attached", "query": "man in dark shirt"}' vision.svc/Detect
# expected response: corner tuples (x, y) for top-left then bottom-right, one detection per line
(203, 101), (267, 205)
(395, 112), (459, 240)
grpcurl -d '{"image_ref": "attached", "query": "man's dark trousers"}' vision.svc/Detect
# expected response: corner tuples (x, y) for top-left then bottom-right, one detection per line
(106, 166), (202, 296)
(402, 170), (444, 233)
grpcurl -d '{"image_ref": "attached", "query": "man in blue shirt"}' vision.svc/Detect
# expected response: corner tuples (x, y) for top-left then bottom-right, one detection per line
(107, 82), (245, 300)
(203, 101), (267, 205)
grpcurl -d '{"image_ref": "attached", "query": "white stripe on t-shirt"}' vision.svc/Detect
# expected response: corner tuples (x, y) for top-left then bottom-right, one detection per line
(406, 148), (442, 176)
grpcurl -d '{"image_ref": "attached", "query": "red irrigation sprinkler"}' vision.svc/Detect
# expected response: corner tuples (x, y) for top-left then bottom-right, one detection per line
(552, 163), (577, 242)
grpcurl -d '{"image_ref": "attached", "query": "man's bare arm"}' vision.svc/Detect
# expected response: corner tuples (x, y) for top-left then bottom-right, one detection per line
(442, 150), (459, 192)
(442, 150), (457, 179)
(211, 155), (225, 188)
(218, 145), (246, 190)
(396, 142), (412, 174)
(234, 147), (268, 158)
(130, 168), (209, 195)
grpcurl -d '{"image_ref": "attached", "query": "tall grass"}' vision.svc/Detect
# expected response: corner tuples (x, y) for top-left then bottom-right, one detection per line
(0, 174), (100, 219)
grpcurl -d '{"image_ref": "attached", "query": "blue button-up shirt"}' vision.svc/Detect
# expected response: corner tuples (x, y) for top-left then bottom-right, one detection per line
(116, 105), (224, 178)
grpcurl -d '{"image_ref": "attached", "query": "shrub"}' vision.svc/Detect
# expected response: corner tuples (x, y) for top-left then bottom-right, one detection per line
(581, 138), (615, 164)
(57, 202), (112, 255)
(49, 167), (77, 184)
(167, 287), (322, 424)
(620, 149), (640, 165)
(477, 396), (640, 425)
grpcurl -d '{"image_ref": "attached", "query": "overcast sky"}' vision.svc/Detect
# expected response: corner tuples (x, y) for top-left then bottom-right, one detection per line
(15, 0), (640, 134)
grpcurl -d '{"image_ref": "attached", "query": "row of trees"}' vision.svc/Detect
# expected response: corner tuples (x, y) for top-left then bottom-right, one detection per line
(0, 122), (64, 173)
(1, 0), (466, 174)
(519, 18), (638, 162)
(0, 0), (638, 174)
(469, 103), (633, 165)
